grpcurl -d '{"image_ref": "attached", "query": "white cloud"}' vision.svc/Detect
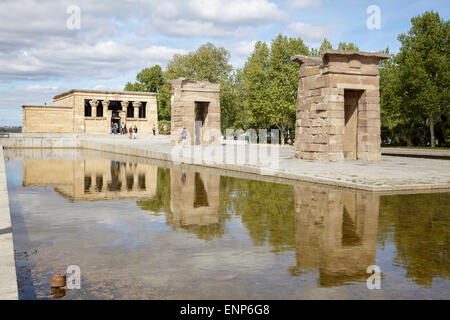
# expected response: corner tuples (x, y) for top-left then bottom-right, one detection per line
(288, 22), (335, 41)
(151, 0), (287, 37)
(0, 84), (65, 125)
(229, 40), (258, 57)
(287, 0), (321, 10)
(92, 84), (125, 91)
(0, 40), (187, 80)
(0, 0), (289, 125)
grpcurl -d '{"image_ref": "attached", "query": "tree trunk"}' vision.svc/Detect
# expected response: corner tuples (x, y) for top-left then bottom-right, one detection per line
(279, 126), (285, 145)
(429, 114), (435, 147)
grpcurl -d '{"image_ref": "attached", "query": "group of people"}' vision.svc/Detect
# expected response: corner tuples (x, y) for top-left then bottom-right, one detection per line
(382, 137), (392, 145)
(110, 122), (160, 139)
(110, 122), (138, 139)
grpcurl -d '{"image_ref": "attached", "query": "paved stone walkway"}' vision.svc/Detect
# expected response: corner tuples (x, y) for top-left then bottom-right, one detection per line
(79, 134), (450, 192)
(0, 146), (18, 299)
(381, 147), (450, 159)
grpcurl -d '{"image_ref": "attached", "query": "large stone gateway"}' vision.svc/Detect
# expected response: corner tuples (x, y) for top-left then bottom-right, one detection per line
(292, 50), (389, 161)
(168, 78), (221, 146)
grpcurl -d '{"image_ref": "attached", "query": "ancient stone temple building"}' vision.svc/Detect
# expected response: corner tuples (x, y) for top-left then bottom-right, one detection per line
(292, 50), (389, 161)
(168, 78), (221, 146)
(22, 89), (158, 134)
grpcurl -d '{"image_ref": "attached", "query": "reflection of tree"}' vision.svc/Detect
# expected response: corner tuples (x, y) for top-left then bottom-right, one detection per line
(219, 176), (295, 252)
(378, 193), (450, 287)
(137, 167), (170, 214)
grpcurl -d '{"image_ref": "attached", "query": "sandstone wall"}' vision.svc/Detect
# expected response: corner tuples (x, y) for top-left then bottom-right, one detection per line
(169, 79), (221, 145)
(22, 106), (74, 133)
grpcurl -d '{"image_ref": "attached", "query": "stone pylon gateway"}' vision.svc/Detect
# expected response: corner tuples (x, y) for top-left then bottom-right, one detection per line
(292, 50), (389, 161)
(168, 78), (221, 146)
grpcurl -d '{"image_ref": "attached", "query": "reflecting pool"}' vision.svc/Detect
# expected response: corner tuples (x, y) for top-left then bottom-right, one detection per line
(4, 149), (449, 299)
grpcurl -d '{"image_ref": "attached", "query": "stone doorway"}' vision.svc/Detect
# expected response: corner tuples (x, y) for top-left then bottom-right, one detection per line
(195, 102), (209, 145)
(343, 90), (363, 160)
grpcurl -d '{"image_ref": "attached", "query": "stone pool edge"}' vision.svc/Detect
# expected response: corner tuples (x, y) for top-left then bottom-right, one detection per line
(1, 133), (450, 192)
(79, 139), (450, 193)
(0, 145), (18, 300)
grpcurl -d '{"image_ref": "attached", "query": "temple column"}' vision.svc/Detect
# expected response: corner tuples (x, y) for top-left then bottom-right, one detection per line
(103, 100), (111, 130)
(120, 101), (129, 127)
(133, 101), (141, 119)
(120, 101), (128, 116)
(90, 99), (99, 117)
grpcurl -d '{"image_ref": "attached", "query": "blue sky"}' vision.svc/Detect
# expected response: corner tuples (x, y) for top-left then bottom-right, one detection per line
(0, 0), (448, 126)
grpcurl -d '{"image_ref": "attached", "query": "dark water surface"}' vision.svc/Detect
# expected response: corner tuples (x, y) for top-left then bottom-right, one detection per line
(4, 150), (449, 299)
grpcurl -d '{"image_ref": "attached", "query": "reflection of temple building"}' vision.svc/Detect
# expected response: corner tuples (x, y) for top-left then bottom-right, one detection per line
(168, 169), (220, 226)
(22, 159), (157, 201)
(290, 185), (379, 287)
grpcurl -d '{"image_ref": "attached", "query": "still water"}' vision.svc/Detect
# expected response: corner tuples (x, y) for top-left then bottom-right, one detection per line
(4, 149), (449, 299)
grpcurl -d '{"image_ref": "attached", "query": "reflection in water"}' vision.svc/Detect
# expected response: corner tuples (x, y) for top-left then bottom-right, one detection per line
(139, 168), (226, 241)
(290, 186), (379, 287)
(50, 287), (66, 298)
(5, 151), (450, 299)
(194, 172), (209, 208)
(169, 169), (220, 227)
(378, 193), (450, 287)
(22, 159), (157, 201)
(219, 177), (295, 252)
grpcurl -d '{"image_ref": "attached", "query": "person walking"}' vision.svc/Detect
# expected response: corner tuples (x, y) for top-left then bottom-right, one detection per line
(133, 126), (137, 139)
(129, 126), (133, 139)
(180, 127), (187, 147)
(152, 123), (156, 136)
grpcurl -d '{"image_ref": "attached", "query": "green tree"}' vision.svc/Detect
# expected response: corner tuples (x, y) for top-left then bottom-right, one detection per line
(394, 11), (449, 147)
(124, 65), (171, 121)
(242, 41), (271, 130)
(220, 68), (247, 131)
(320, 38), (333, 52)
(337, 42), (359, 51)
(166, 42), (233, 84)
(243, 35), (309, 144)
(267, 34), (309, 144)
(310, 38), (333, 56)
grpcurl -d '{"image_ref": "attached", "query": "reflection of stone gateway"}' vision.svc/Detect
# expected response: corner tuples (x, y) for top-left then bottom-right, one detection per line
(169, 169), (220, 226)
(22, 159), (158, 201)
(290, 185), (379, 287)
